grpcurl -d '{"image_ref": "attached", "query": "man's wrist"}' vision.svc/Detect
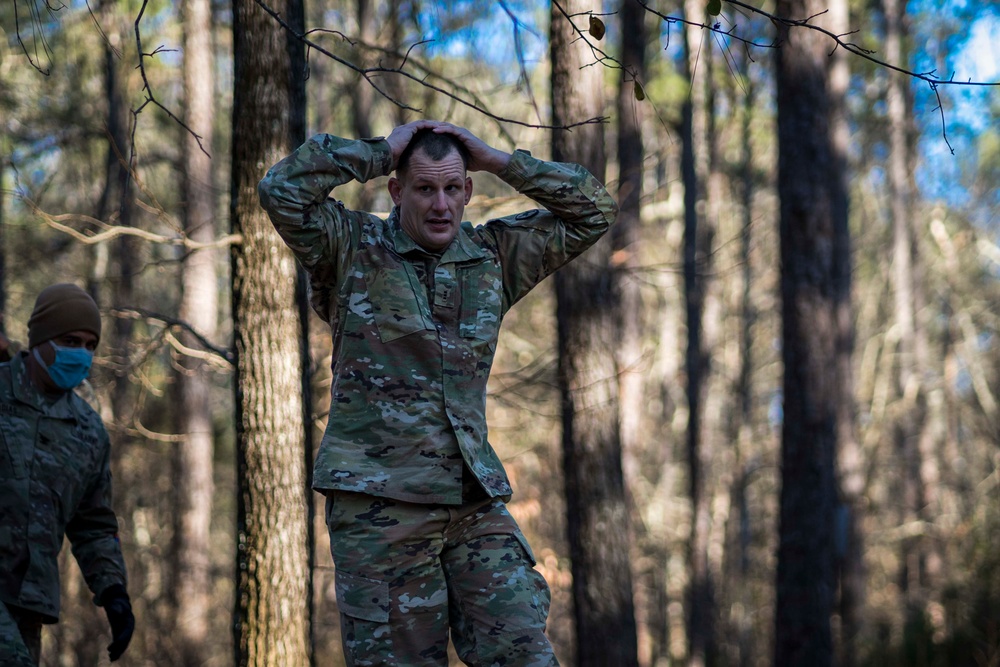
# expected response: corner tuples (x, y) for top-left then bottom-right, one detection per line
(360, 137), (393, 175)
(99, 583), (129, 607)
(484, 149), (513, 174)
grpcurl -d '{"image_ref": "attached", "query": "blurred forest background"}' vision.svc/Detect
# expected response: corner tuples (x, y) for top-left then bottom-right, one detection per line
(1, 0), (999, 666)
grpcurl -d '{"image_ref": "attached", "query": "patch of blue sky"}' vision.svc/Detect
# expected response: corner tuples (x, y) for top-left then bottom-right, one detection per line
(911, 2), (999, 208)
(414, 1), (546, 84)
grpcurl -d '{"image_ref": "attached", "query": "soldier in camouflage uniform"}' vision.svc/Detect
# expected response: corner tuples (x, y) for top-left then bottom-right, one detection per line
(0, 284), (134, 665)
(259, 120), (617, 666)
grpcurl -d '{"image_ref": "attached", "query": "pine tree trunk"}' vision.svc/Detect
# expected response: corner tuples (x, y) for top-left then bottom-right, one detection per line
(231, 1), (311, 664)
(550, 2), (638, 665)
(351, 0), (377, 211)
(773, 1), (847, 665)
(884, 0), (942, 627)
(615, 2), (654, 663)
(828, 1), (866, 664)
(681, 1), (719, 663)
(174, 0), (218, 663)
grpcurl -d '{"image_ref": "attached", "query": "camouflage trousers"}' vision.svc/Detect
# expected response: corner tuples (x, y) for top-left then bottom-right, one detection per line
(0, 602), (42, 667)
(325, 491), (559, 667)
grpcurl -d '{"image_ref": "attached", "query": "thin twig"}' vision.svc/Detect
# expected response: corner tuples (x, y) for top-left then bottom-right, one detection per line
(255, 0), (608, 131)
(133, 0), (210, 157)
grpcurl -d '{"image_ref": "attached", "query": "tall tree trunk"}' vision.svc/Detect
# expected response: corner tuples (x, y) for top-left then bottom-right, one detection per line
(615, 1), (652, 663)
(828, 1), (865, 665)
(385, 0), (409, 128)
(550, 2), (638, 665)
(681, 2), (719, 664)
(615, 0), (646, 470)
(773, 1), (847, 665)
(351, 0), (377, 210)
(173, 0), (218, 663)
(884, 0), (940, 635)
(724, 39), (759, 667)
(90, 9), (139, 416)
(231, 1), (311, 665)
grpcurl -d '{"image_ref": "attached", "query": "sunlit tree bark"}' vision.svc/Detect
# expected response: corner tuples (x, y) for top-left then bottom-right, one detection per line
(173, 0), (218, 663)
(231, 0), (311, 664)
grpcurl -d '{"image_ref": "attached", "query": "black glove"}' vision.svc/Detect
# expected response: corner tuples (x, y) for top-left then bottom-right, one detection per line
(100, 584), (135, 662)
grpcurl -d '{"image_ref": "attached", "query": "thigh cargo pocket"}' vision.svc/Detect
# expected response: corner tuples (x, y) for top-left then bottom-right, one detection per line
(335, 570), (390, 623)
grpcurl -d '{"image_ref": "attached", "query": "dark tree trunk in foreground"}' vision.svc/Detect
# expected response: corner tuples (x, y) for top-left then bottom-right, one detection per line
(615, 1), (653, 660)
(231, 1), (310, 665)
(550, 2), (638, 666)
(773, 1), (850, 665)
(681, 0), (720, 663)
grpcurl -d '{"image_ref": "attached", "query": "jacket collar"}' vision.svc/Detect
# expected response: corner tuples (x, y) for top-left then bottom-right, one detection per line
(9, 352), (79, 421)
(387, 207), (487, 263)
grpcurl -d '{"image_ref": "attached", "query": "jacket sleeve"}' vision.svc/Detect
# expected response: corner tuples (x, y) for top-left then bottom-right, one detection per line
(65, 425), (128, 604)
(258, 134), (391, 319)
(483, 149), (619, 310)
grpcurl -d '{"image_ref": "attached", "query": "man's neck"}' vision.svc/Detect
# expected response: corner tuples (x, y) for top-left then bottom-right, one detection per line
(24, 352), (67, 399)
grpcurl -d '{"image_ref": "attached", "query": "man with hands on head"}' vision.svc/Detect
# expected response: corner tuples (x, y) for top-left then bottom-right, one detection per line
(259, 120), (617, 666)
(0, 284), (134, 665)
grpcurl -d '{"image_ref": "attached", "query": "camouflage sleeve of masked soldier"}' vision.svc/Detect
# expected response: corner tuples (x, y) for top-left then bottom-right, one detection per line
(483, 149), (619, 309)
(65, 421), (128, 603)
(257, 134), (392, 306)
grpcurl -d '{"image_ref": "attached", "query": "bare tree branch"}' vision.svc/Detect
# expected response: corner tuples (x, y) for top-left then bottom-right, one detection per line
(254, 0), (609, 131)
(498, 1), (544, 125)
(13, 0), (58, 74)
(115, 307), (235, 365)
(133, 0), (211, 157)
(22, 197), (242, 250)
(635, 0), (999, 151)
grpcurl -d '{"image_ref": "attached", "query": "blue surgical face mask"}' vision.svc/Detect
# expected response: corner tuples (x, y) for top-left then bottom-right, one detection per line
(33, 341), (94, 390)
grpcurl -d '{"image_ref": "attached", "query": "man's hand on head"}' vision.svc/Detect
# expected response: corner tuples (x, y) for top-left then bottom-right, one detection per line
(428, 123), (512, 174)
(385, 120), (440, 171)
(384, 121), (512, 175)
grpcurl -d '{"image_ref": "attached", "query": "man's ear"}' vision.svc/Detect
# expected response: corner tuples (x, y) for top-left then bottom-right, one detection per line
(388, 177), (402, 206)
(464, 176), (473, 205)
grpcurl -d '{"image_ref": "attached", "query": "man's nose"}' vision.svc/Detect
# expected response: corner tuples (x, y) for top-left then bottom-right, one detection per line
(431, 190), (448, 212)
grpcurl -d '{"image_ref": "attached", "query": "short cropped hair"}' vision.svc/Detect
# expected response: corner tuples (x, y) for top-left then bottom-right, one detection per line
(396, 129), (470, 180)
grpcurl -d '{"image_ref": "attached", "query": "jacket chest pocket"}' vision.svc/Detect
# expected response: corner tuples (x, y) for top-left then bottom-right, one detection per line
(0, 410), (34, 480)
(368, 264), (434, 343)
(459, 261), (503, 342)
(35, 420), (93, 523)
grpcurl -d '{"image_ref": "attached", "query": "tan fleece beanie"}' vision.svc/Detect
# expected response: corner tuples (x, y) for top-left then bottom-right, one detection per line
(27, 283), (102, 349)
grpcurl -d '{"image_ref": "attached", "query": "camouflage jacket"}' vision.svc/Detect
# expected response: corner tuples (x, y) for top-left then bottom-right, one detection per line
(0, 353), (127, 622)
(259, 133), (617, 504)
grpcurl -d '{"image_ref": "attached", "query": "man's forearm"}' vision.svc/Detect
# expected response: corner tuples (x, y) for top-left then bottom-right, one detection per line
(258, 133), (391, 222)
(499, 150), (618, 235)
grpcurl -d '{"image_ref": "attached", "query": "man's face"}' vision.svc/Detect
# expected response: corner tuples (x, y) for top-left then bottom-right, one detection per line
(388, 147), (473, 252)
(35, 331), (99, 362)
(31, 330), (99, 393)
